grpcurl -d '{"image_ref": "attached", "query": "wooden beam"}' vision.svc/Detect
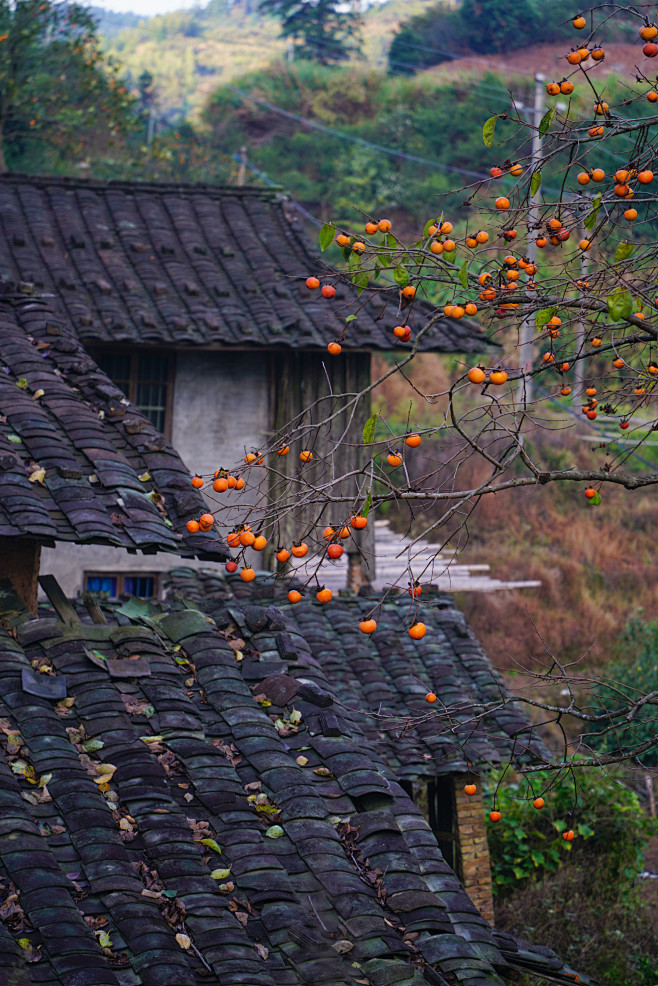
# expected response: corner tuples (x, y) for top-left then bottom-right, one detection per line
(0, 538), (41, 616)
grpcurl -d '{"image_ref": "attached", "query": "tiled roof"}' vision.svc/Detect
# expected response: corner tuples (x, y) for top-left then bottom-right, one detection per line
(0, 174), (484, 353)
(0, 577), (588, 986)
(0, 295), (224, 558)
(164, 570), (548, 778)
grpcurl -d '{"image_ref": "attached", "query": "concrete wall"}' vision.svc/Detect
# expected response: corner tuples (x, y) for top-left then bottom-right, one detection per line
(41, 351), (271, 598)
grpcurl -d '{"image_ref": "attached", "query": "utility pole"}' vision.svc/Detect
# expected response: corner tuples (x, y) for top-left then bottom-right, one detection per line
(236, 146), (247, 186)
(573, 219), (590, 398)
(517, 74), (545, 406)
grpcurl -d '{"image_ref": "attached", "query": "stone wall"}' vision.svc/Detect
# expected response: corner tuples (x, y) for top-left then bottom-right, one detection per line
(453, 774), (495, 923)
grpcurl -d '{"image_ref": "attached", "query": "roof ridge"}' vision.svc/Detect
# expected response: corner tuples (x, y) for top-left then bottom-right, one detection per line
(0, 170), (289, 200)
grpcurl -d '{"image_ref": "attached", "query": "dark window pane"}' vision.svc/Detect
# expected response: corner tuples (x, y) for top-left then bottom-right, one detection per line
(86, 575), (117, 597)
(96, 353), (131, 395)
(136, 354), (168, 431)
(124, 576), (155, 598)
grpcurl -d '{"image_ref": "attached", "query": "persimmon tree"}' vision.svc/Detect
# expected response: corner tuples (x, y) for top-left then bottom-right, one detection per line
(186, 4), (658, 792)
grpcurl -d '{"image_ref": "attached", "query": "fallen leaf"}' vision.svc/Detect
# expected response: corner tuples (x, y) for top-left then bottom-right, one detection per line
(295, 756), (308, 766)
(313, 767), (332, 776)
(28, 468), (46, 485)
(200, 838), (222, 854)
(265, 825), (284, 839)
(96, 930), (112, 948)
(254, 943), (269, 960)
(138, 471), (151, 482)
(175, 933), (191, 950)
(210, 868), (231, 880)
(32, 389), (44, 400)
(332, 940), (353, 953)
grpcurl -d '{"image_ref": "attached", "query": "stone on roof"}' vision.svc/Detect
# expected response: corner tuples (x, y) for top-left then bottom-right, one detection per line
(164, 570), (548, 779)
(0, 295), (224, 559)
(0, 578), (588, 986)
(0, 174), (484, 353)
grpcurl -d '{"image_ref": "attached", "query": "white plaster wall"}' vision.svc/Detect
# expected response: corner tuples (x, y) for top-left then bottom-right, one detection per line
(41, 350), (271, 597)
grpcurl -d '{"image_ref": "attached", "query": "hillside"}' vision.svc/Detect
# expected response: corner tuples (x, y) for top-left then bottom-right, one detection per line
(103, 0), (440, 118)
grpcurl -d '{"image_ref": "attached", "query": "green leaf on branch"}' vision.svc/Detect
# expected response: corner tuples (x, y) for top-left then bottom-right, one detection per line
(614, 240), (635, 262)
(443, 250), (456, 264)
(530, 171), (542, 198)
(539, 106), (555, 137)
(348, 251), (362, 270)
(584, 193), (602, 231)
(320, 223), (334, 252)
(362, 414), (377, 445)
(536, 306), (558, 328)
(353, 271), (369, 296)
(362, 492), (372, 518)
(588, 491), (602, 506)
(458, 262), (469, 289)
(423, 218), (436, 237)
(482, 115), (498, 147)
(607, 290), (632, 322)
(378, 252), (392, 267)
(393, 266), (409, 287)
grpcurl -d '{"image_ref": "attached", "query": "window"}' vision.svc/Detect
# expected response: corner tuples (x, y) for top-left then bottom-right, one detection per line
(95, 351), (173, 436)
(85, 573), (158, 600)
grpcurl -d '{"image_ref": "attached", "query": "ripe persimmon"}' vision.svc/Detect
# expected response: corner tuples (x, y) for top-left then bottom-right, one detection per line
(425, 691), (437, 703)
(364, 221), (379, 235)
(591, 168), (605, 181)
(339, 526), (351, 539)
(625, 208), (638, 220)
(405, 434), (421, 447)
(430, 241), (444, 255)
(288, 589), (302, 603)
(253, 536), (267, 551)
(199, 513), (215, 529)
(643, 41), (658, 56)
(577, 172), (590, 185)
(186, 519), (200, 533)
(305, 276), (320, 289)
(560, 80), (575, 95)
(351, 515), (368, 530)
(387, 451), (402, 467)
(235, 477), (245, 491)
(401, 285), (416, 299)
(495, 196), (510, 210)
(563, 830), (575, 841)
(464, 784), (477, 795)
(359, 619), (377, 634)
(276, 548), (290, 563)
(226, 531), (241, 548)
(378, 219), (392, 232)
(213, 477), (229, 492)
(533, 797), (545, 809)
(585, 488), (597, 499)
(591, 48), (605, 60)
(240, 530), (255, 547)
(638, 169), (654, 183)
(476, 230), (489, 243)
(225, 560), (237, 573)
(408, 623), (427, 640)
(327, 342), (342, 355)
(240, 568), (256, 582)
(613, 357), (625, 368)
(323, 526), (336, 540)
(299, 450), (313, 463)
(546, 82), (560, 95)
(640, 24), (658, 40)
(567, 50), (581, 64)
(489, 810), (502, 822)
(468, 367), (486, 384)
(321, 285), (336, 299)
(489, 370), (508, 385)
(227, 475), (237, 487)
(316, 588), (332, 603)
(327, 543), (343, 559)
(573, 14), (586, 28)
(191, 475), (203, 488)
(291, 542), (308, 558)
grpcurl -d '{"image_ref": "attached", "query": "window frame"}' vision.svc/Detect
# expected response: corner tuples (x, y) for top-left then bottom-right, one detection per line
(84, 571), (161, 600)
(88, 347), (175, 439)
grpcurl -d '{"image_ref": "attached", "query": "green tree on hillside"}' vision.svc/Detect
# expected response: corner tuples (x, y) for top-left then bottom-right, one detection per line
(0, 0), (136, 173)
(259, 0), (361, 63)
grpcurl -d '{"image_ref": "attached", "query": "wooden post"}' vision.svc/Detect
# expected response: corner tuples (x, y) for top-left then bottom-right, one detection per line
(453, 774), (495, 923)
(0, 537), (41, 616)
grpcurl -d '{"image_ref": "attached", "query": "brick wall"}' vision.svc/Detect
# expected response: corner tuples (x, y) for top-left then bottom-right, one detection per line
(453, 774), (495, 923)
